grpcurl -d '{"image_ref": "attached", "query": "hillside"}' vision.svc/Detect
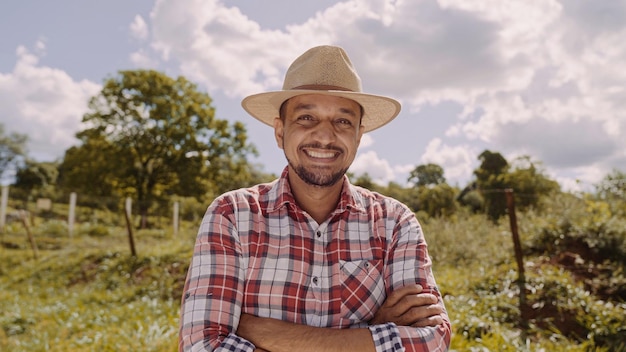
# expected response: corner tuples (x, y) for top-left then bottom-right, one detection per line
(1, 194), (625, 351)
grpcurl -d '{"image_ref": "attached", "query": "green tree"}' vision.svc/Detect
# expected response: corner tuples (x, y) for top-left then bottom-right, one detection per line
(474, 150), (509, 221)
(384, 181), (421, 212)
(351, 172), (377, 191)
(59, 70), (257, 227)
(0, 123), (28, 183)
(408, 163), (445, 187)
(469, 152), (560, 221)
(58, 136), (120, 200)
(416, 183), (457, 217)
(596, 169), (626, 216)
(504, 156), (560, 211)
(13, 160), (59, 201)
(596, 169), (626, 201)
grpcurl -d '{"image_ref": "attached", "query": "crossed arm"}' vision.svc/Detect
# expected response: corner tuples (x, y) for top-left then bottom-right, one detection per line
(237, 285), (446, 352)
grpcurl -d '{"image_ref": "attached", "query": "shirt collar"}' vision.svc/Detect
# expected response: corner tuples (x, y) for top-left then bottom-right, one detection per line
(267, 166), (366, 214)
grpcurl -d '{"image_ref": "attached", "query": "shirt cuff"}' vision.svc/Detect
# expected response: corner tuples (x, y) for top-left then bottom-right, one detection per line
(368, 322), (404, 352)
(218, 333), (256, 352)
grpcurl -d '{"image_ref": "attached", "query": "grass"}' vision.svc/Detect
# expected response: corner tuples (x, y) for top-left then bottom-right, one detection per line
(0, 221), (193, 352)
(1, 198), (625, 351)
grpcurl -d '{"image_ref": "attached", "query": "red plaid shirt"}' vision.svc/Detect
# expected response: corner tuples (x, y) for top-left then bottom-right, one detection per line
(179, 168), (451, 351)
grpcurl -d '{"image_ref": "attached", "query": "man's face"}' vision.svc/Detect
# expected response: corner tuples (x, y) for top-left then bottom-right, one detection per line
(274, 94), (364, 187)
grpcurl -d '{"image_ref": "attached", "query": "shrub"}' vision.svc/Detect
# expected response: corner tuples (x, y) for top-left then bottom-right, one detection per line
(79, 224), (111, 237)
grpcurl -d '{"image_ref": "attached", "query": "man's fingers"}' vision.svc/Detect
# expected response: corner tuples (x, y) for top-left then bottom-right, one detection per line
(370, 285), (443, 327)
(383, 284), (423, 307)
(394, 302), (443, 326)
(411, 314), (445, 328)
(394, 293), (438, 316)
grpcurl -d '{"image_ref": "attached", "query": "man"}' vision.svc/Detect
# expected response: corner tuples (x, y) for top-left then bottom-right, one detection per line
(179, 45), (451, 351)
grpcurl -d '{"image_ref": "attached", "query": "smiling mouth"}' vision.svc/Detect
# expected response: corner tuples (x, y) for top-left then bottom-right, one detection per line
(305, 149), (339, 159)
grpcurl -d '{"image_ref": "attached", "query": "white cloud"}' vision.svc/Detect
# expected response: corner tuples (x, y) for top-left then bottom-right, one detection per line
(421, 138), (477, 185)
(0, 0), (621, 192)
(359, 134), (374, 149)
(350, 150), (396, 185)
(130, 15), (149, 40)
(130, 48), (159, 68)
(149, 0), (303, 97)
(0, 45), (101, 161)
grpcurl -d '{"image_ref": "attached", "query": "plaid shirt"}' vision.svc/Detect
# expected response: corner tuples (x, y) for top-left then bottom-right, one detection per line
(179, 168), (451, 351)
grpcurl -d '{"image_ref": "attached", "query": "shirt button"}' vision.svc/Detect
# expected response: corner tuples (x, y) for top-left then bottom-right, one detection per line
(312, 276), (319, 285)
(316, 231), (321, 238)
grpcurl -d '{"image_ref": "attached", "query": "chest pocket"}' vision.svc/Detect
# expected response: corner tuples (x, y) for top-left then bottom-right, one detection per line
(339, 258), (385, 324)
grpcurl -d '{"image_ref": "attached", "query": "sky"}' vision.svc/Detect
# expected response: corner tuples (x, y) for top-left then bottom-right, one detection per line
(1, 0), (625, 191)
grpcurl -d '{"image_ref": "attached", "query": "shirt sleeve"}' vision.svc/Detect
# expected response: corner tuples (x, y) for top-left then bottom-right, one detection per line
(178, 196), (255, 352)
(377, 204), (452, 352)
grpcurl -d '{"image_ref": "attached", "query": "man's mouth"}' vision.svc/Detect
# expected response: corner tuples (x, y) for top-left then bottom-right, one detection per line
(305, 149), (339, 159)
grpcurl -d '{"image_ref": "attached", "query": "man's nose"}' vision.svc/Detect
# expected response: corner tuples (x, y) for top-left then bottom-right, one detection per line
(311, 119), (336, 143)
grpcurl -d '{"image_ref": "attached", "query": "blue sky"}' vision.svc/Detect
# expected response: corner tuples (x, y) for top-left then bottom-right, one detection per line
(1, 0), (625, 191)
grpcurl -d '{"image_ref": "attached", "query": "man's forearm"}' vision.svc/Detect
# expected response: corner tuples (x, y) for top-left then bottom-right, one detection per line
(237, 314), (376, 352)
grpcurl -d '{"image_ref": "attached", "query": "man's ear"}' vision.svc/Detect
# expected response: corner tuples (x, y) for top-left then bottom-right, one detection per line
(274, 117), (284, 150)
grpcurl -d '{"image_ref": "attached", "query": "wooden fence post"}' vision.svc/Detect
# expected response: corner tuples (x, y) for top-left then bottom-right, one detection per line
(124, 197), (137, 257)
(505, 189), (528, 343)
(68, 192), (77, 237)
(173, 201), (179, 237)
(0, 185), (8, 233)
(19, 210), (39, 260)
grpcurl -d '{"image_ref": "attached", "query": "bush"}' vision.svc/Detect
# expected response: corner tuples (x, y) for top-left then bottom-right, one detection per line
(78, 224), (111, 237)
(35, 220), (68, 237)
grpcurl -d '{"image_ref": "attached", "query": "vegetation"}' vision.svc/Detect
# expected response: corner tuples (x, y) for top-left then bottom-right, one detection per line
(58, 70), (262, 228)
(1, 181), (625, 351)
(0, 123), (28, 184)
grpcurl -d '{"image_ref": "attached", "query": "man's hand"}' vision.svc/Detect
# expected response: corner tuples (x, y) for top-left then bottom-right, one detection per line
(369, 284), (444, 327)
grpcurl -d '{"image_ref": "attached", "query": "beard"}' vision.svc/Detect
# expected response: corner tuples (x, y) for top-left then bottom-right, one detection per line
(286, 156), (348, 187)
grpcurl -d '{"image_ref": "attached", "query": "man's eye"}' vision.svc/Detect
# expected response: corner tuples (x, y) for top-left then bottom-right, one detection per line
(297, 115), (314, 121)
(336, 119), (353, 126)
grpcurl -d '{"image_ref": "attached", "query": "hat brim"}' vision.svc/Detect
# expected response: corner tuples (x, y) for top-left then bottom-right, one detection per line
(241, 90), (401, 133)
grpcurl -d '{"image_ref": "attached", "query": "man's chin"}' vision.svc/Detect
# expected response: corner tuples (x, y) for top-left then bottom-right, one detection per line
(292, 165), (347, 188)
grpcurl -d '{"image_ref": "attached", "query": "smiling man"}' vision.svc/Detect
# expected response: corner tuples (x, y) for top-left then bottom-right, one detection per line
(178, 45), (451, 352)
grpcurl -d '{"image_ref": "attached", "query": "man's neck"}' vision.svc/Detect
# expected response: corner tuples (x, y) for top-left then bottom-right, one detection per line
(287, 171), (343, 224)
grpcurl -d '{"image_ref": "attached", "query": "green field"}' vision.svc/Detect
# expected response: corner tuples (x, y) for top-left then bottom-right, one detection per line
(1, 193), (625, 351)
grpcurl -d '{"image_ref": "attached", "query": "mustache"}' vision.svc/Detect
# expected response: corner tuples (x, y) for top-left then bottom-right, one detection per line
(298, 143), (344, 153)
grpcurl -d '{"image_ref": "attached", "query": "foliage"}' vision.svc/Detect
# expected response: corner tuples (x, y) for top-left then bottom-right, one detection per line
(79, 223), (112, 237)
(350, 172), (378, 191)
(596, 169), (626, 201)
(467, 152), (560, 221)
(0, 123), (28, 183)
(58, 136), (120, 199)
(524, 193), (626, 265)
(414, 183), (458, 217)
(352, 171), (457, 218)
(13, 160), (59, 200)
(380, 181), (421, 212)
(2, 175), (626, 351)
(58, 70), (258, 227)
(503, 156), (560, 211)
(465, 150), (510, 220)
(408, 163), (445, 187)
(422, 208), (513, 267)
(596, 169), (626, 217)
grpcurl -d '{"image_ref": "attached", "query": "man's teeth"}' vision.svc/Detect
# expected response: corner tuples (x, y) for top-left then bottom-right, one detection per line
(307, 150), (336, 158)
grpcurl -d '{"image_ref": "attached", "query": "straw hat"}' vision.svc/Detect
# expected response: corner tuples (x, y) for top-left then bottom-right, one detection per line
(241, 45), (401, 133)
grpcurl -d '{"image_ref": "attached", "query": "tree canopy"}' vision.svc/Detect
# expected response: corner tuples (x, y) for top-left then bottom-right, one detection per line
(408, 163), (446, 187)
(465, 151), (559, 221)
(58, 70), (259, 226)
(0, 123), (28, 184)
